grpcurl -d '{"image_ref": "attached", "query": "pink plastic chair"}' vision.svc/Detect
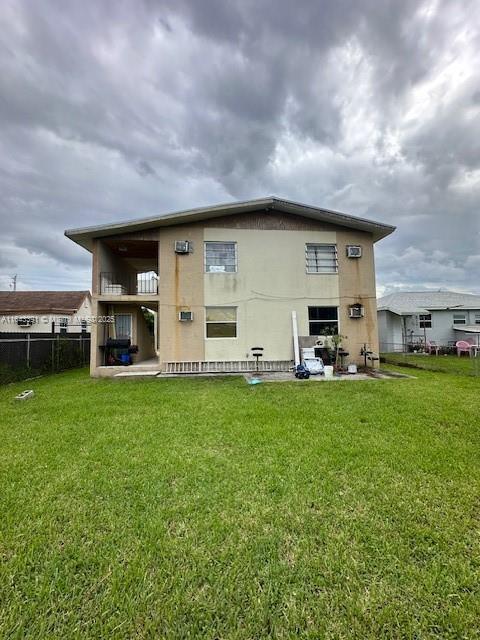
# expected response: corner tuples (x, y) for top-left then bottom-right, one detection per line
(426, 340), (440, 355)
(456, 340), (472, 357)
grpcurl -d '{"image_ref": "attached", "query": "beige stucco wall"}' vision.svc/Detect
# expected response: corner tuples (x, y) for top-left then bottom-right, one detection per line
(158, 226), (205, 362)
(337, 230), (379, 365)
(204, 228), (339, 361)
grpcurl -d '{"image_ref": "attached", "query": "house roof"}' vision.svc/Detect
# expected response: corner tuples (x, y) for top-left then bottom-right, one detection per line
(65, 196), (396, 251)
(0, 291), (91, 315)
(377, 291), (480, 315)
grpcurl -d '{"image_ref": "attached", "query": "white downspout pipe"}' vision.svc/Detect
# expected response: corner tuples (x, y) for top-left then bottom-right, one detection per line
(292, 310), (300, 366)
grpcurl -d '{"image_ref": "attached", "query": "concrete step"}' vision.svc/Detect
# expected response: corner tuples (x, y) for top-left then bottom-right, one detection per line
(114, 370), (161, 378)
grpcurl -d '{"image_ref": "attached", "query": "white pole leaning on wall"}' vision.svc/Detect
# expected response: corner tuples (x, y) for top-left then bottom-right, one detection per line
(291, 310), (300, 367)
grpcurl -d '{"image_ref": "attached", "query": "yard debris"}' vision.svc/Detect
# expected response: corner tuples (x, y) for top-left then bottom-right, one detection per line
(15, 389), (35, 401)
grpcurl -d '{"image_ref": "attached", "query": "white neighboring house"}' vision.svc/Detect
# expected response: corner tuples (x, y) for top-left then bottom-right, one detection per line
(377, 291), (480, 351)
(0, 291), (92, 334)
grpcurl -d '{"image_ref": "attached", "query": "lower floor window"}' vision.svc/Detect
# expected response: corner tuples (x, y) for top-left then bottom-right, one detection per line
(206, 307), (237, 338)
(115, 314), (132, 339)
(308, 307), (338, 335)
(419, 314), (432, 329)
(59, 317), (68, 334)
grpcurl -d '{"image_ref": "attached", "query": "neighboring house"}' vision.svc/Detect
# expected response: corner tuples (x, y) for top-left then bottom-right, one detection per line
(0, 291), (92, 334)
(65, 196), (395, 376)
(377, 291), (480, 351)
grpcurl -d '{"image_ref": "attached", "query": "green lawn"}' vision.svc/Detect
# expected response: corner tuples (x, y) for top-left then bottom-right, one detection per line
(0, 368), (479, 639)
(382, 352), (479, 377)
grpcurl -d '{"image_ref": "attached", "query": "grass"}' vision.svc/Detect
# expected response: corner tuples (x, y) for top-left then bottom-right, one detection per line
(382, 352), (479, 377)
(0, 368), (479, 639)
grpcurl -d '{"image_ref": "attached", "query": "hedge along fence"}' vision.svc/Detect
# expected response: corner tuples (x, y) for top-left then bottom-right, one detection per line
(0, 334), (90, 384)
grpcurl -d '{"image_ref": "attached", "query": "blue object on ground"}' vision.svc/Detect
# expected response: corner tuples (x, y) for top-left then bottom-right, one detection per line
(248, 378), (262, 385)
(294, 364), (310, 379)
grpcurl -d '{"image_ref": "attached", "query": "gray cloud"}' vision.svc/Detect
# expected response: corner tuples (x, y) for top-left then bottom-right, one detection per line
(0, 0), (479, 294)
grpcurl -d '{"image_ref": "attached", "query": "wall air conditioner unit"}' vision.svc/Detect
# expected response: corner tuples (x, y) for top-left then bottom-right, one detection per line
(346, 245), (362, 258)
(174, 240), (190, 254)
(178, 310), (193, 322)
(349, 304), (364, 319)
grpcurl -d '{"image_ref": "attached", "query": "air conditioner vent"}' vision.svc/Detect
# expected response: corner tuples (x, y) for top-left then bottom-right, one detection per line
(346, 245), (362, 258)
(178, 310), (193, 322)
(174, 240), (190, 254)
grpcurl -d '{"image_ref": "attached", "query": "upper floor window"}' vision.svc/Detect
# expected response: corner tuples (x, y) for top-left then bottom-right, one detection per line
(419, 314), (432, 329)
(306, 244), (338, 274)
(453, 313), (466, 325)
(81, 320), (87, 334)
(475, 313), (480, 325)
(205, 242), (237, 273)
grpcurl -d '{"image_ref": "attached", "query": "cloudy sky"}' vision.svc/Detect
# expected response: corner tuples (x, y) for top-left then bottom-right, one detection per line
(0, 0), (479, 295)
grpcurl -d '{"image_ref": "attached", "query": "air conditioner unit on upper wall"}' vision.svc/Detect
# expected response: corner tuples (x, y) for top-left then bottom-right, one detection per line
(346, 245), (362, 258)
(174, 240), (190, 254)
(178, 310), (193, 322)
(349, 304), (364, 319)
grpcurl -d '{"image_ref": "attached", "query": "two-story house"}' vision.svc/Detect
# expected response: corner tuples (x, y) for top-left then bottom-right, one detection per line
(65, 197), (395, 377)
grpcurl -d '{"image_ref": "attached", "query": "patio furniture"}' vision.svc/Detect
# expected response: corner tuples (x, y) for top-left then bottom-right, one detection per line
(426, 340), (440, 355)
(456, 340), (472, 357)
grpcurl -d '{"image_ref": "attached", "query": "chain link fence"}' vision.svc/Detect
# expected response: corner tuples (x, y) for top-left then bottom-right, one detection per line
(0, 334), (90, 384)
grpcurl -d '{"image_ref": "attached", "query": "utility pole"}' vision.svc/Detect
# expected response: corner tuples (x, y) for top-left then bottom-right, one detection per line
(10, 274), (17, 291)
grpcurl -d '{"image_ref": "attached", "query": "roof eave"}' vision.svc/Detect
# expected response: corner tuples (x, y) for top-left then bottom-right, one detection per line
(65, 197), (396, 252)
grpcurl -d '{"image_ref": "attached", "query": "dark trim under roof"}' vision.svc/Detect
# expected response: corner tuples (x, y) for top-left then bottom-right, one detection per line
(65, 196), (396, 251)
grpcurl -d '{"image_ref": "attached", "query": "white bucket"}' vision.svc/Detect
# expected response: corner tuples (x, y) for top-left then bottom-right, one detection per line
(324, 365), (334, 379)
(347, 363), (357, 374)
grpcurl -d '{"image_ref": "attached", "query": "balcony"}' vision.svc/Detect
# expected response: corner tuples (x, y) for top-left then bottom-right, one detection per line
(100, 271), (158, 296)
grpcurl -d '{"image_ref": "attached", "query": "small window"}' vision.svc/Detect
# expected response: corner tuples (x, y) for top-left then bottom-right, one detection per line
(475, 313), (480, 325)
(306, 244), (338, 274)
(419, 314), (432, 329)
(59, 317), (68, 334)
(206, 307), (237, 338)
(205, 242), (237, 273)
(308, 307), (338, 335)
(81, 320), (87, 334)
(453, 313), (466, 325)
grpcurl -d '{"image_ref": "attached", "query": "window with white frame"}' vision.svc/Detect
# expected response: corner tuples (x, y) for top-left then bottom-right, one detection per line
(59, 317), (68, 334)
(475, 312), (480, 325)
(306, 244), (338, 273)
(205, 307), (237, 338)
(419, 314), (432, 329)
(453, 313), (466, 325)
(205, 242), (237, 273)
(308, 307), (339, 335)
(81, 320), (87, 334)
